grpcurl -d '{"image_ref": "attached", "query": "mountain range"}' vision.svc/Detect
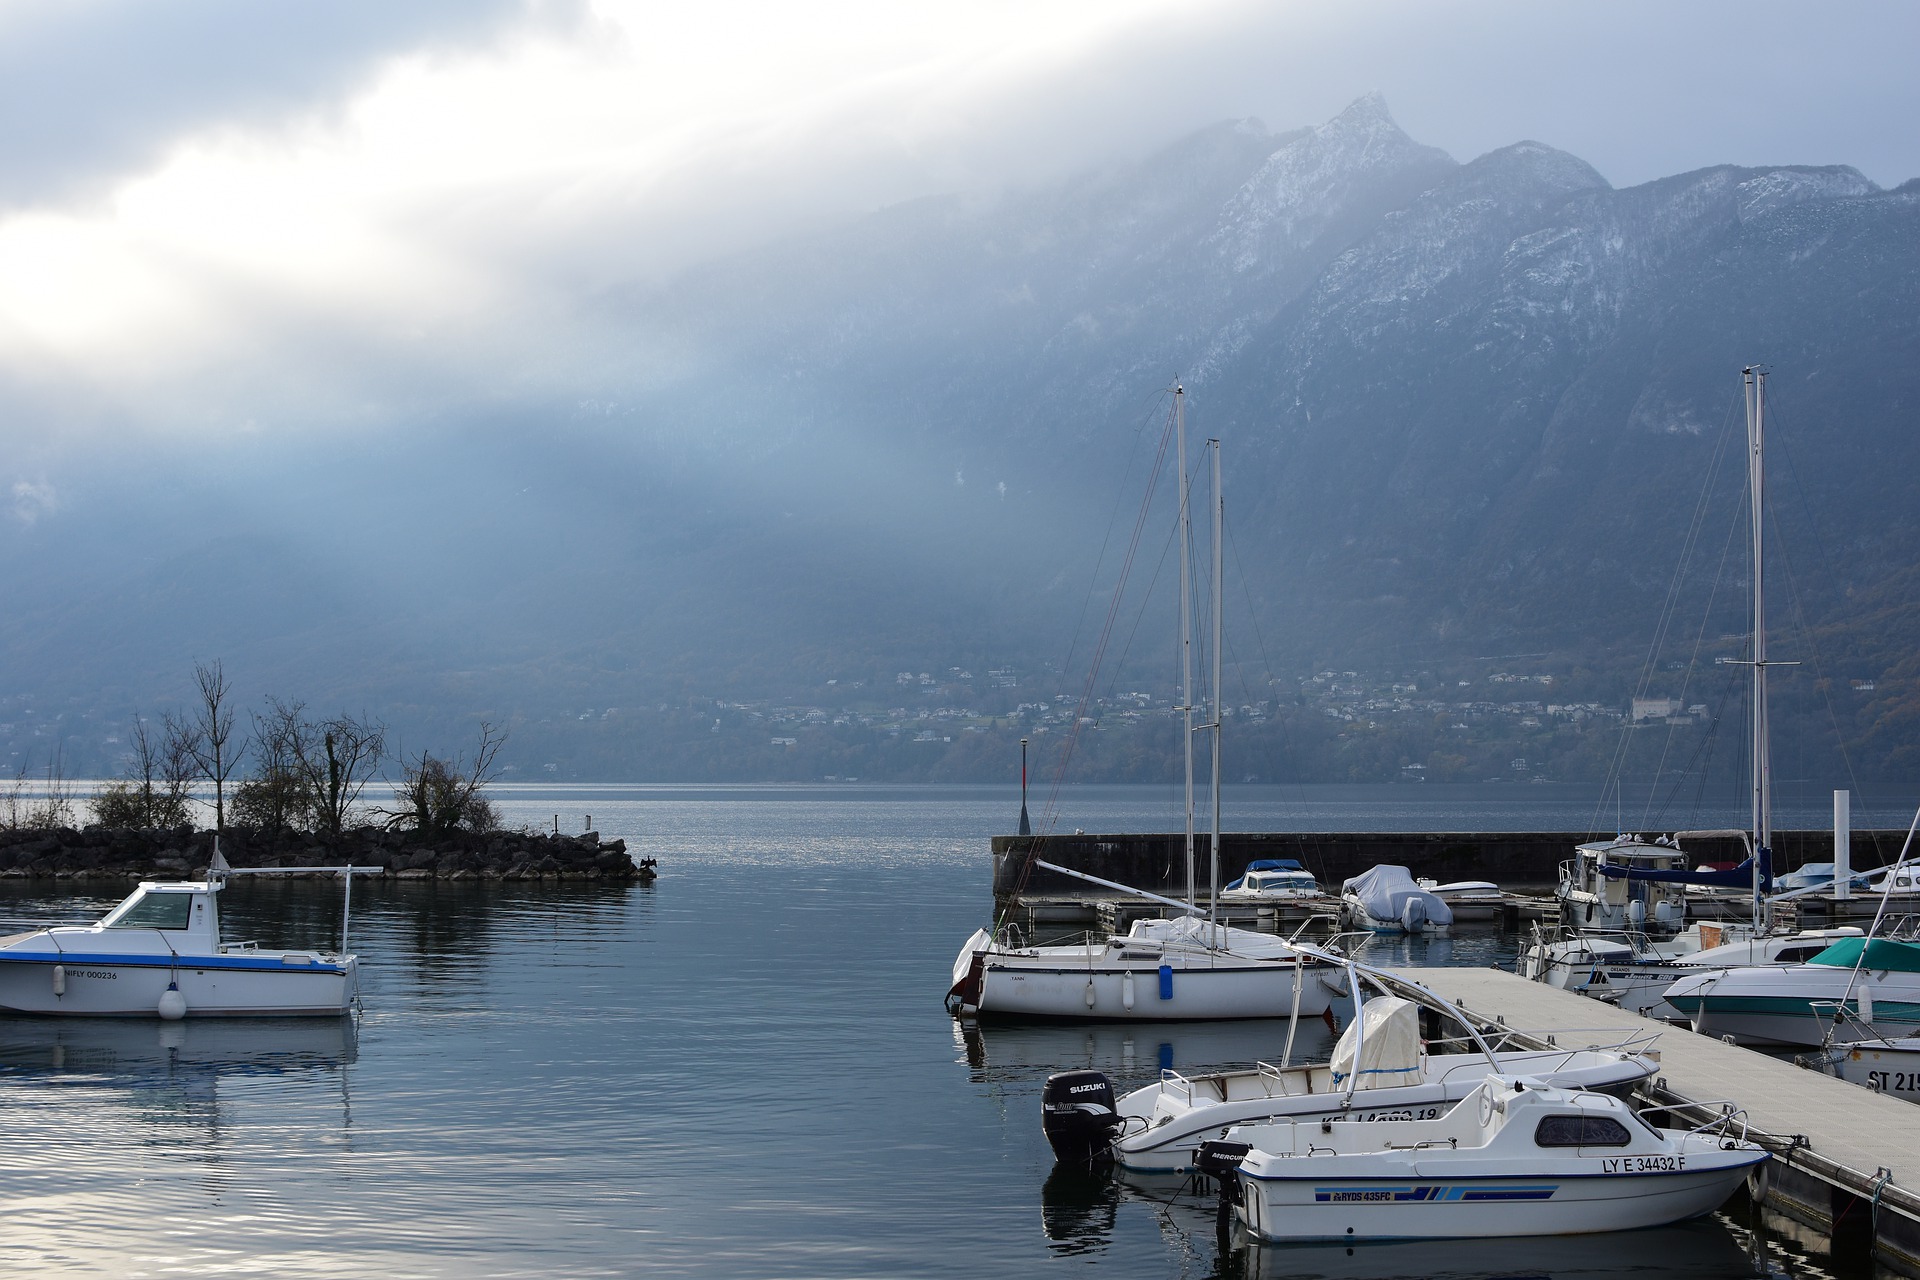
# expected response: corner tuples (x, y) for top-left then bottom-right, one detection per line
(6, 95), (1918, 786)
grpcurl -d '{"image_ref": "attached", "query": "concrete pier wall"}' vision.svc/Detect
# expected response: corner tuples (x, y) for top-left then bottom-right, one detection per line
(990, 829), (1903, 900)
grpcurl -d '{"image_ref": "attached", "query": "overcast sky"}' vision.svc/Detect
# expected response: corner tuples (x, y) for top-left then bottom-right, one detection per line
(1, 0), (1915, 468)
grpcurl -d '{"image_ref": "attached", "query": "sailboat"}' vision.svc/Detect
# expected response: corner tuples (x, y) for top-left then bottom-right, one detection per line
(1651, 367), (1917, 1047)
(1519, 368), (1822, 1013)
(947, 388), (1345, 1022)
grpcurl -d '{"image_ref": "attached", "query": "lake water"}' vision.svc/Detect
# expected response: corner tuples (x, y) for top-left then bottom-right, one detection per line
(0, 784), (1887, 1277)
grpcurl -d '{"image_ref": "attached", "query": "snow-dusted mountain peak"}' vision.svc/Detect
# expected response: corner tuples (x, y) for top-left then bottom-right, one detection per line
(1735, 165), (1877, 221)
(1211, 95), (1456, 273)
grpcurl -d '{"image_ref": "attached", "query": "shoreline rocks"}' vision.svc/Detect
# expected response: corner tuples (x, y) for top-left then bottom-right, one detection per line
(0, 825), (657, 882)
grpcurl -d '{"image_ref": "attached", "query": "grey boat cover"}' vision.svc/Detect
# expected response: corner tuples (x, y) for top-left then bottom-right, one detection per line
(1342, 864), (1455, 930)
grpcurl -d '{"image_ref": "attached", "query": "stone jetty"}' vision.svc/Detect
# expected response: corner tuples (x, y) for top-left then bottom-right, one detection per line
(0, 825), (655, 881)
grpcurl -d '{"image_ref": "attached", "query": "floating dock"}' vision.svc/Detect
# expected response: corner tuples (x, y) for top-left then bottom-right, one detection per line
(1404, 964), (1920, 1271)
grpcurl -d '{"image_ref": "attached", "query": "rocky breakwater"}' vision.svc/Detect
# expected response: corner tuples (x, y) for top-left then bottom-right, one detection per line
(0, 826), (658, 882)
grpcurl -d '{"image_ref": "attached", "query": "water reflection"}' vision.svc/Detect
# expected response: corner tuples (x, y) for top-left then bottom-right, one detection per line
(958, 1017), (1340, 1087)
(0, 1015), (358, 1080)
(1040, 1163), (1121, 1255)
(1093, 1160), (1780, 1280)
(1233, 1220), (1767, 1279)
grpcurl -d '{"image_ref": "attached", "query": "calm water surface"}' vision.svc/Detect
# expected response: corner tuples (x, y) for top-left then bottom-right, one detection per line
(0, 785), (1885, 1277)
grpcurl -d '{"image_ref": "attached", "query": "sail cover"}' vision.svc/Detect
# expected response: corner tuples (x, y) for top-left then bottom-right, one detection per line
(1596, 847), (1773, 892)
(1330, 995), (1423, 1090)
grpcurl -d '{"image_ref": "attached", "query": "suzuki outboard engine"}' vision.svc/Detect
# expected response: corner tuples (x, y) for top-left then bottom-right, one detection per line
(1041, 1070), (1122, 1164)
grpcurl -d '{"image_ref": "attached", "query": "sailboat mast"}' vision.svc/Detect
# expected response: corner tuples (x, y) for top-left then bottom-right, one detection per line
(1209, 437), (1224, 924)
(1176, 385), (1195, 910)
(1745, 366), (1770, 921)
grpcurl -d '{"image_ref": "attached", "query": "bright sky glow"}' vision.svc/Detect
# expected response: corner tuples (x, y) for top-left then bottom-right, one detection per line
(0, 0), (1913, 437)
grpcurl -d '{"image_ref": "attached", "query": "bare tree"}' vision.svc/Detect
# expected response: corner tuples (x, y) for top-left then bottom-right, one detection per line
(386, 722), (506, 835)
(162, 718), (199, 826)
(298, 713), (387, 840)
(176, 660), (244, 833)
(232, 697), (311, 832)
(3, 748), (74, 830)
(93, 714), (193, 828)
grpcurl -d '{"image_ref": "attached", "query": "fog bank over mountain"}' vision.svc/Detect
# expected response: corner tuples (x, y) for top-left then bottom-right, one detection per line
(6, 95), (1918, 784)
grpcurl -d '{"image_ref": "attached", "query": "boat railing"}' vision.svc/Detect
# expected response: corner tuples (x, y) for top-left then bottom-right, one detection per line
(1637, 1099), (1752, 1144)
(1881, 915), (1920, 941)
(1424, 1027), (1662, 1080)
(1806, 1000), (1879, 1054)
(1527, 924), (1676, 963)
(1157, 1067), (1197, 1104)
(1252, 1060), (1308, 1096)
(1315, 929), (1375, 959)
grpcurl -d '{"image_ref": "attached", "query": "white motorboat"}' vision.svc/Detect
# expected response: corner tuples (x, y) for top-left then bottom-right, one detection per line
(1419, 879), (1503, 922)
(950, 915), (1345, 1023)
(1663, 933), (1920, 1048)
(1518, 923), (1864, 1022)
(0, 850), (376, 1018)
(1213, 1074), (1765, 1241)
(1553, 836), (1692, 937)
(1093, 994), (1659, 1172)
(1220, 861), (1325, 904)
(1340, 865), (1451, 934)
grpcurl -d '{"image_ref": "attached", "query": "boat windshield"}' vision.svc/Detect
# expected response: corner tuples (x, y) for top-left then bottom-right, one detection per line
(105, 891), (195, 931)
(1533, 1114), (1632, 1148)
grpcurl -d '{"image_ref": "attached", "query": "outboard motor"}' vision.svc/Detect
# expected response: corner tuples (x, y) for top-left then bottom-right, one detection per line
(1401, 897), (1427, 933)
(1194, 1140), (1253, 1246)
(1041, 1070), (1122, 1165)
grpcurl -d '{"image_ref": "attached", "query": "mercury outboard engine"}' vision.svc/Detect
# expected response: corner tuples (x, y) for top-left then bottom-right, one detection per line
(1041, 1070), (1122, 1164)
(1193, 1140), (1253, 1246)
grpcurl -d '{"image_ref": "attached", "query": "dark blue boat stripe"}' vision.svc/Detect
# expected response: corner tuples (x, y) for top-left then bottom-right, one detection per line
(0, 952), (347, 975)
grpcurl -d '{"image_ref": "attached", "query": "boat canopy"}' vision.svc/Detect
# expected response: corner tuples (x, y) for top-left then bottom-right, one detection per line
(1596, 846), (1772, 893)
(1808, 936), (1920, 973)
(1224, 859), (1306, 891)
(1329, 995), (1422, 1090)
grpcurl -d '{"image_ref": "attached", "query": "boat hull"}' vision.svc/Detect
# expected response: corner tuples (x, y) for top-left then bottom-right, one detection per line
(1813, 1040), (1920, 1101)
(0, 954), (357, 1017)
(1237, 1157), (1762, 1241)
(1664, 967), (1920, 1048)
(972, 958), (1339, 1022)
(1115, 1051), (1653, 1173)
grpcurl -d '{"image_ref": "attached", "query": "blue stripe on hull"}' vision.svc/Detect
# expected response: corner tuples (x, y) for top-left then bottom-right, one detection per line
(0, 952), (347, 975)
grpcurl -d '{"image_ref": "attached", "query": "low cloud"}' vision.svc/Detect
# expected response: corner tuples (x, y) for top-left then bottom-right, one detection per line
(10, 478), (59, 526)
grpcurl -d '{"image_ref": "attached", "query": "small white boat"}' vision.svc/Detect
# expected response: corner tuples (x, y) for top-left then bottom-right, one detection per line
(0, 851), (376, 1018)
(1799, 1003), (1920, 1102)
(1220, 861), (1324, 903)
(1095, 995), (1659, 1172)
(1418, 879), (1503, 922)
(1214, 1074), (1765, 1241)
(1341, 865), (1451, 934)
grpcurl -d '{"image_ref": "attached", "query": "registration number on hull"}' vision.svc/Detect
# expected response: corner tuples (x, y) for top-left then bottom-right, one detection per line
(1601, 1155), (1684, 1173)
